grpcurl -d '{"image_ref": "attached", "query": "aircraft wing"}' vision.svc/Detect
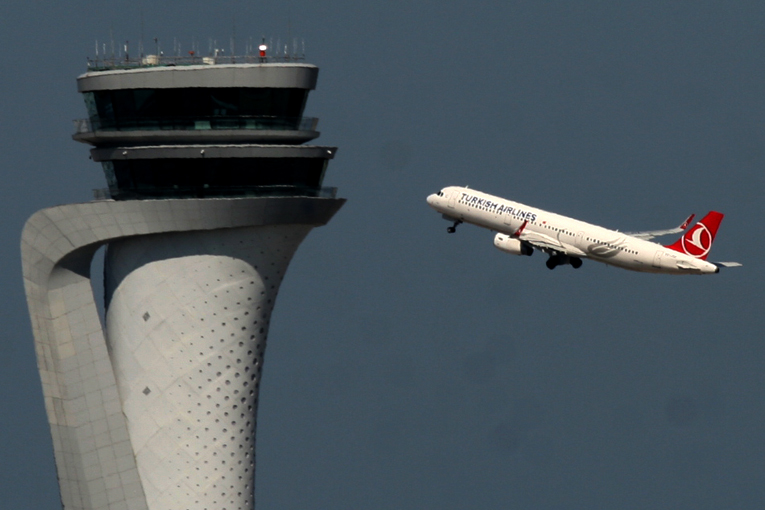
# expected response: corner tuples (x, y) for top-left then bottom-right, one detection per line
(517, 231), (587, 258)
(626, 214), (695, 240)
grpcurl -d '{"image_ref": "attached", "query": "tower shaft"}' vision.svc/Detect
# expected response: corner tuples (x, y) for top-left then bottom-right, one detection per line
(104, 226), (310, 509)
(23, 186), (343, 510)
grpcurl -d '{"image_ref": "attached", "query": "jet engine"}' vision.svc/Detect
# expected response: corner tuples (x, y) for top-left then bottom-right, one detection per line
(494, 233), (533, 256)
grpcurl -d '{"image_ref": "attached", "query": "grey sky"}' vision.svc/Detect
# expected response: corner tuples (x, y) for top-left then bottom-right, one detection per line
(1, 1), (763, 509)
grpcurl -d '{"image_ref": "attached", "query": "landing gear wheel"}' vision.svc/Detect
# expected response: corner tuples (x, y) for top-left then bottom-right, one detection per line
(446, 220), (462, 234)
(571, 257), (582, 269)
(546, 257), (558, 270)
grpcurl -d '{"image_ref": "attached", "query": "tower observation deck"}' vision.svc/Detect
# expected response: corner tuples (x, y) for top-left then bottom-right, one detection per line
(75, 55), (335, 200)
(21, 51), (345, 510)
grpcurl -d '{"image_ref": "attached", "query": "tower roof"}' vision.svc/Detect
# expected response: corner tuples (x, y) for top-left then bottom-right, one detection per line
(78, 63), (319, 91)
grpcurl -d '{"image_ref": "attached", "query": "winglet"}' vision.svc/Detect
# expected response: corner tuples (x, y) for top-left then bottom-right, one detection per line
(512, 220), (528, 237)
(679, 213), (695, 231)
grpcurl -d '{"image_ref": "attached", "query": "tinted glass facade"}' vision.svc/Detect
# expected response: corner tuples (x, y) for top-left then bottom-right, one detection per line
(86, 88), (309, 130)
(103, 158), (328, 199)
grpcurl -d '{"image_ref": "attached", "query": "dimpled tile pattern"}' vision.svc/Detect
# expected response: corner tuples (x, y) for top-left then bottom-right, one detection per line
(104, 226), (308, 510)
(20, 196), (344, 510)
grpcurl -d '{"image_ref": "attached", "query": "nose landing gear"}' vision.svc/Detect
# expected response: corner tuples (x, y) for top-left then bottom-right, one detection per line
(446, 220), (463, 234)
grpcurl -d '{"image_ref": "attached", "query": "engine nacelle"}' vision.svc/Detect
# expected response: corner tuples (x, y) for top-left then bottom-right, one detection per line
(494, 233), (533, 256)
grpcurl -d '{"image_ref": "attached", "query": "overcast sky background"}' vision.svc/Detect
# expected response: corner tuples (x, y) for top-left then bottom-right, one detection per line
(1, 1), (763, 509)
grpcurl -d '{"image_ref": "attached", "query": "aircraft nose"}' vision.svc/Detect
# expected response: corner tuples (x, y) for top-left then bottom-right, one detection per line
(426, 194), (438, 207)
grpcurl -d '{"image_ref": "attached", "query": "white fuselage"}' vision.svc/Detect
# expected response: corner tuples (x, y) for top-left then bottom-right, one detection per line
(427, 186), (719, 274)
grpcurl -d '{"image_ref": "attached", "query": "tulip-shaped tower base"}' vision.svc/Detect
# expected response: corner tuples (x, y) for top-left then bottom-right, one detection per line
(22, 197), (343, 510)
(104, 225), (311, 509)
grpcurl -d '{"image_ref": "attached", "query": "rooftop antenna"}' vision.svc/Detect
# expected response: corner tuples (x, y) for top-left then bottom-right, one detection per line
(95, 39), (99, 58)
(287, 7), (292, 59)
(231, 7), (237, 57)
(258, 36), (267, 62)
(139, 10), (145, 57)
(231, 0), (239, 57)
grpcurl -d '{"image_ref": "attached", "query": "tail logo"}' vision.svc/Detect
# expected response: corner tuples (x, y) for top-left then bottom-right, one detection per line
(682, 223), (712, 258)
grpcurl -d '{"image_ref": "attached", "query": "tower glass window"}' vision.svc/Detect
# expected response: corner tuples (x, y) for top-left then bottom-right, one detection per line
(104, 158), (328, 199)
(88, 88), (309, 130)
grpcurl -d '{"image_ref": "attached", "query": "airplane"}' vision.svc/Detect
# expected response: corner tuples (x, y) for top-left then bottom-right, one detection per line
(426, 186), (741, 274)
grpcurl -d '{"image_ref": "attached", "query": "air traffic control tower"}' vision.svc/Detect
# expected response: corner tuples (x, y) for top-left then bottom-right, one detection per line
(21, 49), (344, 510)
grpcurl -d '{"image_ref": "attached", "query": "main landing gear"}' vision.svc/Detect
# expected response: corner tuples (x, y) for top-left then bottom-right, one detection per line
(446, 220), (463, 234)
(546, 254), (583, 270)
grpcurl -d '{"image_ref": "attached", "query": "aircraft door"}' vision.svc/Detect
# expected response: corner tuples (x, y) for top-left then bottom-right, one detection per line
(652, 250), (663, 268)
(447, 191), (456, 209)
(576, 231), (584, 248)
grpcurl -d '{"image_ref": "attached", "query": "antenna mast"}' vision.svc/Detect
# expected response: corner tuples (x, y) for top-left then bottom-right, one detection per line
(231, 0), (238, 58)
(287, 7), (292, 59)
(139, 10), (145, 57)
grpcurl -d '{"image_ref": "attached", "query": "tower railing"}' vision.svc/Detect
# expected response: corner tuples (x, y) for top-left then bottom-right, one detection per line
(74, 116), (319, 134)
(87, 53), (306, 71)
(92, 185), (338, 201)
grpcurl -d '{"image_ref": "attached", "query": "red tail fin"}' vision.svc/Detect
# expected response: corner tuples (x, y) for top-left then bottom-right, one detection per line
(664, 211), (724, 260)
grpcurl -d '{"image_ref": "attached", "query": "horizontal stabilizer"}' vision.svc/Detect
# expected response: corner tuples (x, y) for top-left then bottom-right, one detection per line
(713, 261), (743, 268)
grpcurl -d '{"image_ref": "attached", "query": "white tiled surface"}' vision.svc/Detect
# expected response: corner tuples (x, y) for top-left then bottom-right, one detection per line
(21, 196), (344, 510)
(105, 226), (310, 510)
